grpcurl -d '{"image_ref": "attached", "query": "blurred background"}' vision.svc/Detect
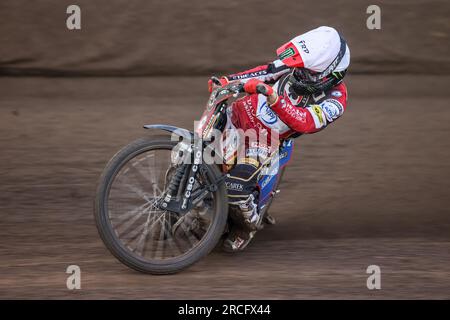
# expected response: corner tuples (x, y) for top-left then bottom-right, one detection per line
(1, 0), (449, 75)
(0, 0), (449, 299)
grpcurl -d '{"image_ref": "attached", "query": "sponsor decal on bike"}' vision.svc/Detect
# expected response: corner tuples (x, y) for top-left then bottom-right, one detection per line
(260, 175), (274, 189)
(181, 149), (202, 210)
(261, 160), (280, 180)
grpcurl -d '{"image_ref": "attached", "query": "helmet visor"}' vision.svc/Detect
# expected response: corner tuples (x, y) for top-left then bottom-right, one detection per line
(293, 68), (322, 84)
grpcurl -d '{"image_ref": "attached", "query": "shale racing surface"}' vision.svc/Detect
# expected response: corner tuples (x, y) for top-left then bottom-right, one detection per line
(1, 75), (449, 299)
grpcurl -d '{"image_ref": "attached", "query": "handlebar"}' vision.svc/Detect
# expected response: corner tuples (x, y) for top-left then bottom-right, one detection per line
(230, 82), (271, 96)
(234, 83), (245, 94)
(255, 83), (270, 95)
(210, 76), (223, 86)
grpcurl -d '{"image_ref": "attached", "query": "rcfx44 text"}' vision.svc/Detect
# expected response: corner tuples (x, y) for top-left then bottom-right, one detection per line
(178, 304), (271, 317)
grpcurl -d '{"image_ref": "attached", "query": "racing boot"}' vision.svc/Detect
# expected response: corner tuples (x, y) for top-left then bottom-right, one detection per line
(223, 226), (257, 252)
(229, 193), (261, 231)
(223, 193), (262, 252)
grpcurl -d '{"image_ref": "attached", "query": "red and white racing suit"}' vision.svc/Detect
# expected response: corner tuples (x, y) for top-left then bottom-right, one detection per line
(224, 59), (348, 216)
(227, 59), (348, 138)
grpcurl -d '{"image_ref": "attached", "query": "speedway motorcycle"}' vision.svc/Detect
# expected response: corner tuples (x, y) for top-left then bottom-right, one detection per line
(94, 81), (294, 274)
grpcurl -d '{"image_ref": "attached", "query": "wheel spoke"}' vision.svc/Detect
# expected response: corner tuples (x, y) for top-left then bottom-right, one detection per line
(113, 201), (151, 228)
(179, 220), (198, 248)
(163, 216), (183, 257)
(117, 206), (149, 239)
(106, 146), (216, 264)
(147, 153), (164, 196)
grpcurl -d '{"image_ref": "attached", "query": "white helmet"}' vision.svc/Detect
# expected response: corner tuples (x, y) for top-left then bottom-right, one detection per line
(277, 26), (350, 94)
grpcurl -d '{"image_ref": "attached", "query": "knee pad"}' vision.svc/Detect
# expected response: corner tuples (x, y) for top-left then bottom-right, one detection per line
(225, 162), (260, 202)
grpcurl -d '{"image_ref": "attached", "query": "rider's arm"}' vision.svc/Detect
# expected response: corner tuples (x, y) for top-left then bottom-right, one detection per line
(269, 82), (348, 134)
(226, 59), (290, 84)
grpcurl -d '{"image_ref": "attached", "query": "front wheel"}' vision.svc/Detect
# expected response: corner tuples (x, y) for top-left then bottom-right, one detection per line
(94, 136), (228, 274)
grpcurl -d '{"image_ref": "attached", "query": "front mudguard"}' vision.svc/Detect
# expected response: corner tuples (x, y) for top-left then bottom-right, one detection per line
(143, 124), (194, 141)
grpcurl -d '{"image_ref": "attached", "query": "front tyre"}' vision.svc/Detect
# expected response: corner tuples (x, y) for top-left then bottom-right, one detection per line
(94, 136), (228, 274)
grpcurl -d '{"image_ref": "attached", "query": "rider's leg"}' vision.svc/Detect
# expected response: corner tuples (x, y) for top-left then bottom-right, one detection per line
(226, 158), (261, 227)
(224, 158), (262, 251)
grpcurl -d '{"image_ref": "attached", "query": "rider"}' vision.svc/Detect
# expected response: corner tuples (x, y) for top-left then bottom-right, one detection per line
(208, 26), (350, 251)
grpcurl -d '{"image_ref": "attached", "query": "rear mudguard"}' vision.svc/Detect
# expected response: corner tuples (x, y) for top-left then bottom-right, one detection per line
(143, 124), (194, 141)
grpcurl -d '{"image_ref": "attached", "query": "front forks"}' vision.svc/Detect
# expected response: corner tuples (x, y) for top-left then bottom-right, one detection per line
(158, 162), (227, 215)
(159, 164), (190, 213)
(158, 141), (228, 215)
(161, 164), (187, 208)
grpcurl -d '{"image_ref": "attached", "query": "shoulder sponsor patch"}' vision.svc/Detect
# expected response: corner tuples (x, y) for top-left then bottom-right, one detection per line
(307, 104), (326, 129)
(320, 100), (344, 122)
(331, 90), (342, 98)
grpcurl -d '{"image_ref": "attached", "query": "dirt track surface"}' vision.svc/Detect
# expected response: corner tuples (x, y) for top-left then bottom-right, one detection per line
(1, 75), (450, 299)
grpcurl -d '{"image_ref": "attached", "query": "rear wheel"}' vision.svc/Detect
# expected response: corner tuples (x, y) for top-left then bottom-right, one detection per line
(94, 136), (228, 274)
